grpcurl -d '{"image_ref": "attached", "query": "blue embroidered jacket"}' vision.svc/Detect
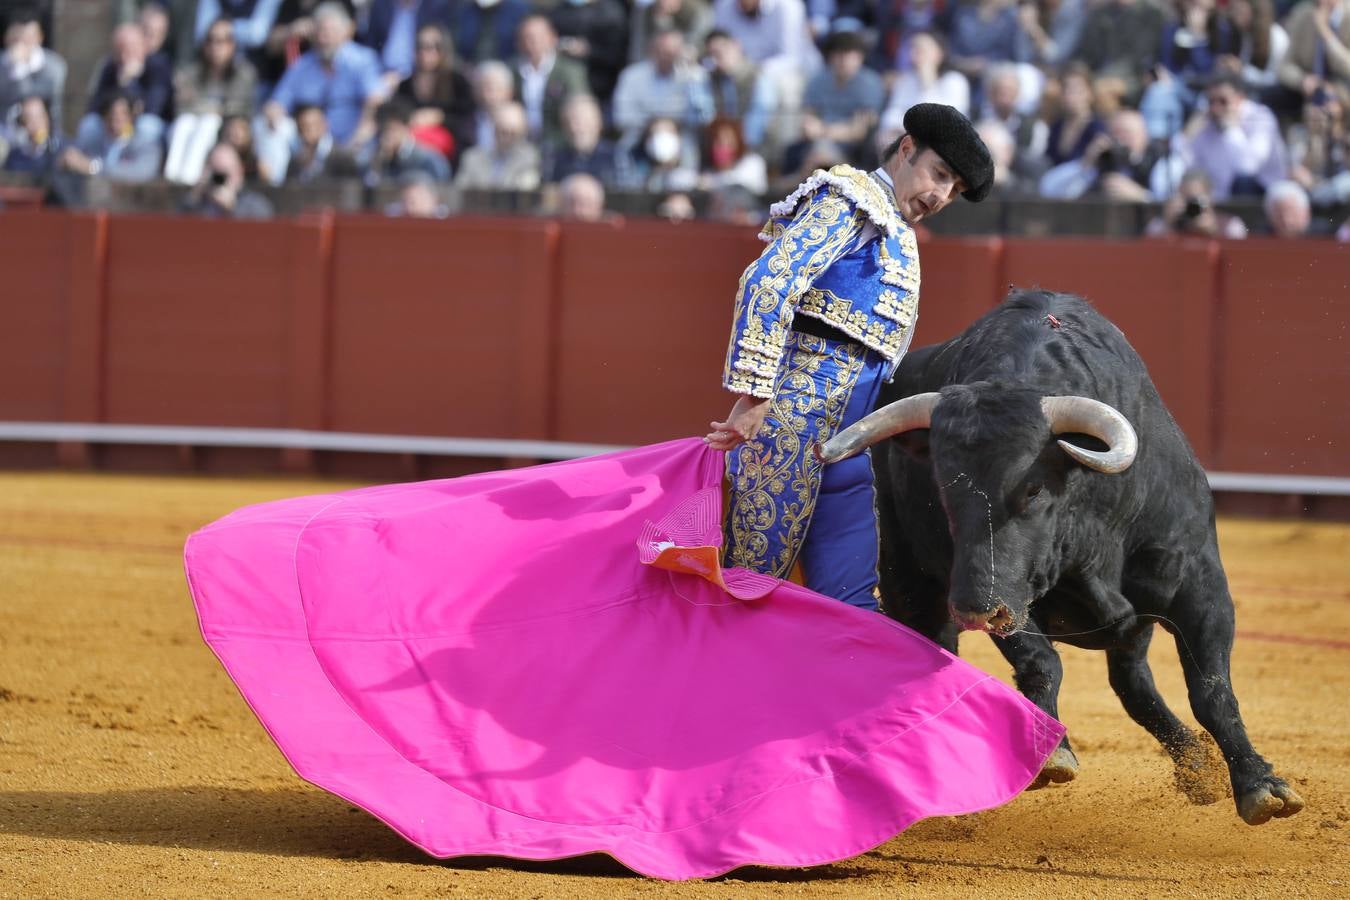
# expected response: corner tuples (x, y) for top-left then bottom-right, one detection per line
(722, 164), (921, 399)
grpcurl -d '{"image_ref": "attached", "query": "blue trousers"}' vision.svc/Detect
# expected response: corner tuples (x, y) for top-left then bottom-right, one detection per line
(723, 332), (888, 610)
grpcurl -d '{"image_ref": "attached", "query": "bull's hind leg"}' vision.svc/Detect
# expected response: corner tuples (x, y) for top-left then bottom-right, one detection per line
(1168, 555), (1305, 824)
(995, 632), (1078, 789)
(1106, 626), (1225, 805)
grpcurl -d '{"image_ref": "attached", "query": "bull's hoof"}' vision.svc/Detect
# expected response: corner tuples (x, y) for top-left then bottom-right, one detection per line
(1171, 739), (1229, 806)
(1027, 746), (1079, 791)
(1237, 776), (1305, 825)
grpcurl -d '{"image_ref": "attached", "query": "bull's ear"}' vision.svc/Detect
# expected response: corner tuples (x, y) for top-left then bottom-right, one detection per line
(893, 430), (931, 462)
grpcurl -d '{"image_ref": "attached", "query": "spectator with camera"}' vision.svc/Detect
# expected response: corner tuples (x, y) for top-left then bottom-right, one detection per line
(1039, 107), (1183, 199)
(181, 140), (276, 218)
(0, 10), (65, 124)
(1175, 72), (1288, 199)
(165, 18), (259, 184)
(1277, 0), (1350, 116)
(1145, 167), (1249, 237)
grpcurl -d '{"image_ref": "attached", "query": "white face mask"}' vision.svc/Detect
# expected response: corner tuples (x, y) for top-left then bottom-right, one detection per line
(646, 129), (682, 164)
(475, 0), (501, 7)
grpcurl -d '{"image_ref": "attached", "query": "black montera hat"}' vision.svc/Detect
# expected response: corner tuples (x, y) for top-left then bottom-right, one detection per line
(902, 103), (994, 202)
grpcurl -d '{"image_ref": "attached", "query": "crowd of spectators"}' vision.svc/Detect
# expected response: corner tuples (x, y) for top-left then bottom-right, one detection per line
(0, 0), (1345, 236)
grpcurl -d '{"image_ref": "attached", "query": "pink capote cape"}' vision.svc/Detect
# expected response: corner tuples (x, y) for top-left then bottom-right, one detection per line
(184, 437), (1064, 880)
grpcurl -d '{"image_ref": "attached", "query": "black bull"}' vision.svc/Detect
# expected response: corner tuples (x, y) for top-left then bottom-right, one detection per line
(817, 289), (1304, 826)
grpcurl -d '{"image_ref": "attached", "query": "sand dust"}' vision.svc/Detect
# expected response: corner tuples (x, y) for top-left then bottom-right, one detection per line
(2, 472), (1348, 899)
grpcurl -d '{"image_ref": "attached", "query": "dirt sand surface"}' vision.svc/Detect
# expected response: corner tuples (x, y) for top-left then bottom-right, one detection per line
(2, 472), (1347, 899)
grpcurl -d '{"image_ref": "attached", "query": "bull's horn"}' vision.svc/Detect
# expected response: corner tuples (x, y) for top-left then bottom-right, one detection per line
(814, 392), (941, 463)
(1040, 396), (1138, 474)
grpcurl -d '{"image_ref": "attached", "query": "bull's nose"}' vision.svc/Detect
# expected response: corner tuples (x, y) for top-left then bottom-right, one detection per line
(950, 603), (1014, 633)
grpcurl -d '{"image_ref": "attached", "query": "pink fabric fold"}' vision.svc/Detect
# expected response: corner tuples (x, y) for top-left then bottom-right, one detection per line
(184, 437), (1064, 880)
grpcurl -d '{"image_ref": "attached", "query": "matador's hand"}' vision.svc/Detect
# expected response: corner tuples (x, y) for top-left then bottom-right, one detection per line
(705, 395), (771, 451)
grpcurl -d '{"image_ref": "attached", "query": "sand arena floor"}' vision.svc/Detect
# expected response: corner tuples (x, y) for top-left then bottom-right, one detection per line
(1, 471), (1347, 899)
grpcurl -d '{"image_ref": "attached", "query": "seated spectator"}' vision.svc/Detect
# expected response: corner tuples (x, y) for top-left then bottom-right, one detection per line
(975, 118), (1033, 195)
(386, 172), (450, 216)
(1016, 0), (1089, 69)
(635, 0), (714, 64)
(365, 97), (451, 184)
(620, 115), (700, 192)
(259, 3), (384, 182)
(712, 0), (814, 70)
(55, 92), (164, 206)
(220, 112), (274, 183)
(880, 31), (971, 139)
(698, 115), (766, 195)
(704, 29), (757, 122)
(1157, 0), (1224, 85)
(873, 0), (944, 72)
(1044, 63), (1106, 167)
(785, 29), (882, 172)
(395, 23), (475, 162)
(453, 101), (541, 190)
(468, 60), (514, 154)
(451, 0), (529, 65)
(557, 171), (607, 220)
(1, 94), (63, 180)
(196, 0), (284, 55)
(980, 62), (1050, 178)
(612, 28), (712, 150)
(180, 140), (276, 218)
(1144, 167), (1249, 237)
(1072, 0), (1167, 96)
(656, 189), (697, 221)
(1261, 178), (1312, 236)
(1289, 81), (1348, 199)
(514, 14), (589, 147)
(361, 0), (455, 83)
(165, 18), (260, 184)
(258, 0), (357, 85)
(1276, 0), (1350, 117)
(948, 0), (1026, 84)
(1175, 72), (1288, 198)
(285, 103), (340, 180)
(82, 23), (175, 146)
(549, 0), (629, 100)
(1039, 107), (1182, 200)
(1214, 0), (1287, 90)
(0, 10), (65, 123)
(544, 93), (617, 184)
(139, 2), (173, 64)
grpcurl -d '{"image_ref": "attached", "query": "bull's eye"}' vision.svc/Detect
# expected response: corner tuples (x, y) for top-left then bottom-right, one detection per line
(1017, 483), (1044, 513)
(1025, 484), (1043, 500)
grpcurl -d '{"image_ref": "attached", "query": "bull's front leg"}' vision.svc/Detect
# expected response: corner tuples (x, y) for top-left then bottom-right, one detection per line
(1167, 557), (1305, 825)
(1105, 625), (1224, 805)
(993, 631), (1078, 788)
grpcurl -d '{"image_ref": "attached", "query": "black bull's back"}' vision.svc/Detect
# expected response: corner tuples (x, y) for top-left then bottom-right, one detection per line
(866, 288), (1305, 825)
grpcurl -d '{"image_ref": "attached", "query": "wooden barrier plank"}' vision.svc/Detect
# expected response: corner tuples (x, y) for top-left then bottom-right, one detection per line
(552, 219), (763, 445)
(1003, 238), (1220, 466)
(102, 216), (300, 427)
(910, 237), (1005, 347)
(0, 211), (76, 422)
(1214, 240), (1350, 477)
(327, 216), (558, 440)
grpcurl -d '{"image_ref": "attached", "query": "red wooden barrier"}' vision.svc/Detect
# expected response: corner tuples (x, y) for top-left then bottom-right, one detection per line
(1002, 238), (1221, 466)
(1213, 240), (1350, 476)
(552, 219), (762, 445)
(327, 215), (558, 440)
(910, 237), (1005, 346)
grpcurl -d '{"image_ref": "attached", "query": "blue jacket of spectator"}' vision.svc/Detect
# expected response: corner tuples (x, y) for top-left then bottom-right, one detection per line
(88, 53), (176, 120)
(451, 0), (530, 65)
(2, 128), (64, 178)
(362, 0), (454, 74)
(270, 41), (384, 142)
(196, 0), (285, 50)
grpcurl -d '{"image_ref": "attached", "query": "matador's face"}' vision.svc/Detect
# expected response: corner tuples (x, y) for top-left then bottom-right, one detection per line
(886, 137), (965, 224)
